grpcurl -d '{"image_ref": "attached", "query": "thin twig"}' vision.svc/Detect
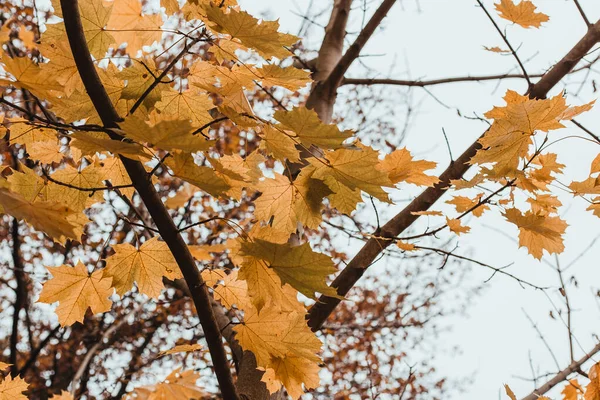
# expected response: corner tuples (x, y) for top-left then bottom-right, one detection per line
(475, 0), (532, 88)
(573, 0), (592, 28)
(129, 32), (205, 115)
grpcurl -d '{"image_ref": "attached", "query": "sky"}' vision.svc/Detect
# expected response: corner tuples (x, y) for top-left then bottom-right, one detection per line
(239, 0), (600, 399)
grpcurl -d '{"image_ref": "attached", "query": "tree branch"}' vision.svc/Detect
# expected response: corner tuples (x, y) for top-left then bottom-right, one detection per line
(71, 317), (128, 396)
(325, 0), (397, 89)
(9, 218), (26, 375)
(520, 341), (600, 400)
(59, 2), (239, 398)
(111, 317), (162, 399)
(312, 0), (352, 83)
(341, 73), (541, 87)
(476, 0), (531, 88)
(307, 0), (396, 121)
(17, 325), (61, 376)
(307, 18), (600, 331)
(573, 0), (592, 28)
(129, 34), (204, 115)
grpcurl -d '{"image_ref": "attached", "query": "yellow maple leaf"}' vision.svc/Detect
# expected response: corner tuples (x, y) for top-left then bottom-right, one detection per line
(38, 262), (113, 326)
(165, 183), (196, 209)
(166, 152), (230, 197)
(0, 188), (86, 243)
(293, 167), (332, 229)
(208, 37), (247, 64)
(523, 153), (565, 191)
(8, 120), (57, 146)
(309, 144), (392, 203)
(38, 40), (83, 96)
(254, 172), (329, 240)
(161, 0), (181, 14)
(106, 0), (163, 55)
(380, 148), (439, 186)
(234, 307), (321, 398)
(17, 28), (36, 49)
(44, 1), (115, 58)
(237, 256), (303, 312)
(203, 4), (298, 59)
(189, 243), (227, 261)
(118, 113), (213, 153)
(209, 155), (253, 198)
(495, 0), (549, 28)
(560, 100), (595, 121)
(186, 58), (219, 89)
(590, 153), (600, 175)
(259, 125), (301, 163)
(127, 368), (206, 400)
(446, 217), (470, 235)
(7, 166), (48, 202)
(155, 88), (214, 128)
(28, 140), (64, 164)
(235, 307), (321, 366)
(50, 66), (123, 123)
(0, 56), (63, 100)
(117, 59), (163, 107)
(0, 24), (10, 44)
(472, 91), (570, 171)
(321, 175), (363, 215)
(94, 157), (135, 198)
(484, 90), (568, 134)
(70, 131), (151, 161)
(504, 208), (568, 259)
(159, 343), (202, 356)
(47, 163), (106, 212)
(239, 239), (338, 300)
(228, 230), (305, 313)
(586, 363), (600, 400)
(569, 177), (600, 195)
(253, 64), (311, 91)
(262, 355), (320, 400)
(397, 240), (416, 251)
(202, 269), (250, 310)
(527, 193), (561, 215)
(0, 362), (9, 370)
(446, 194), (488, 217)
(587, 197), (600, 218)
(562, 379), (583, 400)
(274, 107), (352, 150)
(103, 237), (182, 298)
(0, 375), (29, 400)
(79, 0), (116, 57)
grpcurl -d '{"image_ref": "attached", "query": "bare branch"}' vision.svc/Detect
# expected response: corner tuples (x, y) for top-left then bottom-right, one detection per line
(9, 218), (26, 375)
(342, 73), (541, 87)
(71, 317), (129, 395)
(573, 0), (592, 28)
(307, 0), (397, 121)
(476, 0), (531, 88)
(520, 341), (600, 400)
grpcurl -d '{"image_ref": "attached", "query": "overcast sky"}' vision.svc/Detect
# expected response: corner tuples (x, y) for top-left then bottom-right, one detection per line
(239, 1), (600, 398)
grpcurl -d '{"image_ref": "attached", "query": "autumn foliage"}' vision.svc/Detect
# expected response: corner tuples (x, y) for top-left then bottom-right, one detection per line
(1, 0), (600, 399)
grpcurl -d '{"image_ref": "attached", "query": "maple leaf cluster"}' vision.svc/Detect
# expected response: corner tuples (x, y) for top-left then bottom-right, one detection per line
(0, 0), (598, 398)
